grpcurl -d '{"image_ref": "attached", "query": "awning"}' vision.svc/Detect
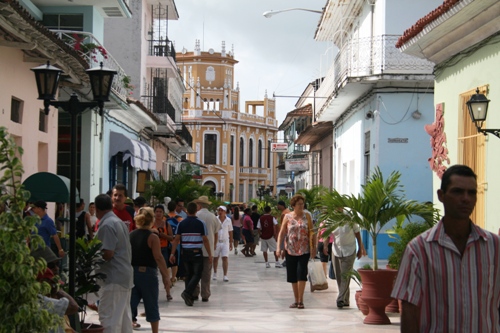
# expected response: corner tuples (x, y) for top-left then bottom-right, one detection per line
(109, 132), (157, 171)
(22, 172), (79, 203)
(295, 121), (333, 145)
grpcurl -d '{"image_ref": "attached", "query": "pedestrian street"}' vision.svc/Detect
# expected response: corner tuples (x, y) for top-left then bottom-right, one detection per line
(85, 253), (401, 332)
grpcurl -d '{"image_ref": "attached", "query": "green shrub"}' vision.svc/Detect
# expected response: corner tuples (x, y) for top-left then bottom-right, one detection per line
(0, 126), (62, 332)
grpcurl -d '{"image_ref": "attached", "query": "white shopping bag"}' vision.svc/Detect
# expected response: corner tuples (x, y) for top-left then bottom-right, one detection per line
(308, 259), (328, 292)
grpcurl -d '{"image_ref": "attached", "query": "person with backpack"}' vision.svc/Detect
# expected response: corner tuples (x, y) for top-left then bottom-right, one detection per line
(76, 198), (93, 240)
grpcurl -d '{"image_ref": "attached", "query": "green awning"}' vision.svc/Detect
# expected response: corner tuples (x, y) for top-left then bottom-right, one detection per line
(22, 172), (79, 203)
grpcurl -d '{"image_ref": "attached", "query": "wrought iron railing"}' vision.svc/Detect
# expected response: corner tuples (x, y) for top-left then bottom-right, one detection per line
(176, 123), (192, 147)
(51, 30), (130, 101)
(148, 37), (176, 62)
(317, 35), (434, 104)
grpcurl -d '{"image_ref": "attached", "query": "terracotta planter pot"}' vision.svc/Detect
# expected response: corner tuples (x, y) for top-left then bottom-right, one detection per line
(82, 323), (104, 333)
(384, 266), (399, 313)
(358, 269), (398, 325)
(355, 290), (369, 315)
(385, 298), (399, 313)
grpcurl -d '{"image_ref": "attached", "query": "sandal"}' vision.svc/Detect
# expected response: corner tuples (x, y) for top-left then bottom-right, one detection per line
(132, 322), (141, 328)
(297, 302), (305, 309)
(167, 294), (173, 301)
(289, 302), (298, 308)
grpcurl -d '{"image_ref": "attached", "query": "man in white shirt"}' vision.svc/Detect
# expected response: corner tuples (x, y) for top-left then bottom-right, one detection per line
(324, 224), (366, 308)
(213, 206), (233, 282)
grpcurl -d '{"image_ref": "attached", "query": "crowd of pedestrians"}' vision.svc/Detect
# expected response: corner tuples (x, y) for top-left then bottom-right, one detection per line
(26, 163), (500, 333)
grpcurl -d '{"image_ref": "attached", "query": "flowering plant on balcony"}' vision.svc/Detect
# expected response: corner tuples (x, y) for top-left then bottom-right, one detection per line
(72, 34), (108, 63)
(122, 75), (134, 95)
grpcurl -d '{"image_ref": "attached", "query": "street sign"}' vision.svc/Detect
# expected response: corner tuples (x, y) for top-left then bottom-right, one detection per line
(271, 142), (288, 152)
(285, 158), (309, 171)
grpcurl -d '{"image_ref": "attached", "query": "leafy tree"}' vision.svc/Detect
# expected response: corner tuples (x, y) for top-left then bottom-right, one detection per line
(145, 168), (212, 205)
(297, 185), (328, 211)
(249, 194), (290, 218)
(0, 126), (62, 332)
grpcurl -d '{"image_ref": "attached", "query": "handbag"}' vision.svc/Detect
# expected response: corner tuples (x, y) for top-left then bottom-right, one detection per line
(308, 259), (328, 292)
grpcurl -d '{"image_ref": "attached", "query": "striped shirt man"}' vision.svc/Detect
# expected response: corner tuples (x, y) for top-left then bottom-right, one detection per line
(177, 215), (207, 249)
(391, 220), (500, 333)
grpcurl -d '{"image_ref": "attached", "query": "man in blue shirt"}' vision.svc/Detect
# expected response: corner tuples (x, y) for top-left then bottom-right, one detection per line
(32, 200), (64, 258)
(170, 201), (212, 306)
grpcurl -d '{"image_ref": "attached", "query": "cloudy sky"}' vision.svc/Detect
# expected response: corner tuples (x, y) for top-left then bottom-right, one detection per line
(169, 0), (331, 124)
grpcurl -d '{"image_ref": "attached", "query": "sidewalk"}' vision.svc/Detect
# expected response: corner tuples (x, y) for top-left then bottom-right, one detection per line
(85, 252), (400, 332)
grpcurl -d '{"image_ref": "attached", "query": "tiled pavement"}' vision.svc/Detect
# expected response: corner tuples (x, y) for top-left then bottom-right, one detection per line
(85, 252), (400, 332)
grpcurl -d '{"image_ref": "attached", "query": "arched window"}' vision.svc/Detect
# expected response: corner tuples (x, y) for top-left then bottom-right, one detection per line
(249, 139), (253, 167)
(239, 137), (244, 166)
(258, 140), (263, 168)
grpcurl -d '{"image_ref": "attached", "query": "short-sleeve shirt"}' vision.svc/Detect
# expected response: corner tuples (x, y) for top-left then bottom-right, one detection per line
(95, 211), (133, 289)
(257, 214), (277, 240)
(41, 296), (69, 333)
(331, 224), (360, 257)
(36, 214), (57, 246)
(197, 208), (221, 257)
(242, 215), (254, 231)
(177, 216), (207, 249)
(217, 216), (233, 243)
(113, 207), (134, 232)
(391, 220), (500, 333)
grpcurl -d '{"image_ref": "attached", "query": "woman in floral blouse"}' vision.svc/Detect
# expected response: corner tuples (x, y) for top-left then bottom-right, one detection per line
(277, 194), (316, 309)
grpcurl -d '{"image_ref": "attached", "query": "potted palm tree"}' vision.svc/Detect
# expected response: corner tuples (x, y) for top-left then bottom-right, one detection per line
(66, 237), (106, 332)
(319, 167), (433, 325)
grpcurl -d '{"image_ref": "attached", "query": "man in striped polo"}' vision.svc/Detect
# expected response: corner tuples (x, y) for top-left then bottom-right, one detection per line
(392, 165), (500, 333)
(169, 201), (212, 307)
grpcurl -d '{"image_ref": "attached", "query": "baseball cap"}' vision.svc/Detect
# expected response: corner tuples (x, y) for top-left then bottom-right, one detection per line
(217, 206), (227, 212)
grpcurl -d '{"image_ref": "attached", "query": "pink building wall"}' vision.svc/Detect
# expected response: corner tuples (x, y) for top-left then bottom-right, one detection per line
(0, 46), (59, 181)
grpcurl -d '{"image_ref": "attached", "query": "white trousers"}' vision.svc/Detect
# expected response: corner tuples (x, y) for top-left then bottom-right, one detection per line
(98, 283), (133, 333)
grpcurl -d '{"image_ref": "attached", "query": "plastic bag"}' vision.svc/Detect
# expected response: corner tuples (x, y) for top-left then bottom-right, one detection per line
(308, 260), (328, 292)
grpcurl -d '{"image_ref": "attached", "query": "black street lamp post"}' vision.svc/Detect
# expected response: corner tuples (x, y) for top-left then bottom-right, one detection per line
(256, 185), (274, 201)
(31, 61), (116, 299)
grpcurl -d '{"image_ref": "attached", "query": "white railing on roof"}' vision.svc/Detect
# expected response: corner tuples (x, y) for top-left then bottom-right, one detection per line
(51, 30), (130, 101)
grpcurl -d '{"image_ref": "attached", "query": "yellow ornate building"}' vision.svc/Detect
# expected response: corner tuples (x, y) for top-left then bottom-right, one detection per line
(176, 41), (278, 202)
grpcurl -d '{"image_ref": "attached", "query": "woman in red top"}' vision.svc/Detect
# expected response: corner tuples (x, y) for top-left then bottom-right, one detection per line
(241, 208), (254, 257)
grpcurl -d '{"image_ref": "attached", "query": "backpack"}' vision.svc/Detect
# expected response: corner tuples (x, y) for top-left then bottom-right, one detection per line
(75, 211), (86, 238)
(167, 216), (179, 235)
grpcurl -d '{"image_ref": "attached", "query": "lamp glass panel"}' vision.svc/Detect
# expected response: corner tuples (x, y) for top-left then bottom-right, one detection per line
(471, 102), (488, 122)
(87, 66), (116, 101)
(32, 64), (61, 100)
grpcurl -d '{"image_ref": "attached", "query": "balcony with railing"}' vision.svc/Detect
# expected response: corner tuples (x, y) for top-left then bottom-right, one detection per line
(176, 123), (192, 147)
(148, 37), (176, 62)
(315, 34), (434, 112)
(51, 30), (130, 102)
